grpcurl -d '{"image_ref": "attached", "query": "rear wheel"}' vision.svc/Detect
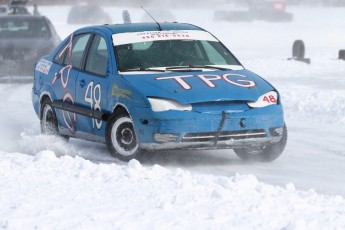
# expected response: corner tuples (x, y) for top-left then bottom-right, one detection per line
(41, 98), (59, 135)
(234, 124), (288, 162)
(40, 97), (69, 141)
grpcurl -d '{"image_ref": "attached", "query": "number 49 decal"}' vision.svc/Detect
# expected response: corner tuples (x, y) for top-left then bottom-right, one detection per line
(85, 82), (102, 129)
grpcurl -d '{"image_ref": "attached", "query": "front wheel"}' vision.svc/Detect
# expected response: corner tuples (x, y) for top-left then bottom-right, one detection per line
(106, 113), (141, 161)
(234, 124), (288, 162)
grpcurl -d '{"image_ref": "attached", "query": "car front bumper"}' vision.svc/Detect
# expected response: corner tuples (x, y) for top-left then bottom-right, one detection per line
(130, 105), (285, 150)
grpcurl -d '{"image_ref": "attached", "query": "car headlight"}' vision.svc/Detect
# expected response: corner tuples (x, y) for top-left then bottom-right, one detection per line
(147, 97), (192, 112)
(247, 91), (278, 108)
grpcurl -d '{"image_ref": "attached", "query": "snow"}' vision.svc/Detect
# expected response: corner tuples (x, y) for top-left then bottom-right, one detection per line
(1, 153), (345, 230)
(1, 4), (345, 229)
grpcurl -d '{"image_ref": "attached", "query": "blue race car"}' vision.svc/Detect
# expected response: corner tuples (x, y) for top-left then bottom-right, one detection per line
(32, 21), (287, 162)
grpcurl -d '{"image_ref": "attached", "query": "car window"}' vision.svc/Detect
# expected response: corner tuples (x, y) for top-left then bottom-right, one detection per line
(53, 39), (68, 65)
(62, 33), (91, 69)
(85, 34), (109, 76)
(201, 41), (229, 65)
(115, 39), (240, 70)
(0, 17), (51, 38)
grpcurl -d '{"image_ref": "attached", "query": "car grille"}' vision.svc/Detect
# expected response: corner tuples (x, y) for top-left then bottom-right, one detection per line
(181, 129), (267, 143)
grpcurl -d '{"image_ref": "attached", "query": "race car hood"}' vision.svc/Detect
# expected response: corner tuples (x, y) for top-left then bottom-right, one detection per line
(122, 69), (275, 104)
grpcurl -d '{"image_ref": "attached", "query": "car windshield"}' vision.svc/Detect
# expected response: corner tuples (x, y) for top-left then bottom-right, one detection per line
(0, 17), (51, 38)
(114, 33), (242, 71)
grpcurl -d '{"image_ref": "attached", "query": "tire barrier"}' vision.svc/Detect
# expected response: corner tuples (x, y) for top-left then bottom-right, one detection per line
(339, 50), (345, 60)
(288, 40), (311, 64)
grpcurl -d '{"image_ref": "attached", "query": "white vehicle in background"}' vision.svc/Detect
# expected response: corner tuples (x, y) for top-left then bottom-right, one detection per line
(215, 0), (293, 22)
(249, 0), (293, 21)
(67, 3), (112, 25)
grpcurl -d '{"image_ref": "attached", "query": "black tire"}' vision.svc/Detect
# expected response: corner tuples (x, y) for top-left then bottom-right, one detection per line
(105, 113), (141, 161)
(40, 97), (69, 141)
(292, 40), (305, 59)
(41, 97), (60, 135)
(234, 124), (288, 162)
(339, 50), (345, 60)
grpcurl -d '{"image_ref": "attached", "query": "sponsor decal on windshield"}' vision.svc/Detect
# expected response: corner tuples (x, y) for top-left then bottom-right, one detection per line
(112, 30), (218, 46)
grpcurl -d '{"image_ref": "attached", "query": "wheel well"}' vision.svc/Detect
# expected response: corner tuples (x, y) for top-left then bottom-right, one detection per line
(39, 95), (51, 118)
(41, 95), (50, 104)
(113, 105), (129, 117)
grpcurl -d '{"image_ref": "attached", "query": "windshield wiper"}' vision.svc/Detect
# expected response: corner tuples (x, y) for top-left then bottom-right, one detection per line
(165, 65), (232, 71)
(120, 67), (166, 72)
(120, 65), (232, 72)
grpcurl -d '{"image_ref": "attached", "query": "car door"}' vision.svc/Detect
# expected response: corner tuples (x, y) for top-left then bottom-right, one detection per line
(51, 33), (92, 135)
(75, 34), (110, 136)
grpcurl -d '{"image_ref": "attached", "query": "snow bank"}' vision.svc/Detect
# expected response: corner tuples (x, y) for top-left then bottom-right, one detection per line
(1, 151), (344, 229)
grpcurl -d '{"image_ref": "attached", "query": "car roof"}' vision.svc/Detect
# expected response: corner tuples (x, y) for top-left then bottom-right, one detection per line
(106, 22), (204, 34)
(0, 14), (46, 20)
(75, 22), (205, 35)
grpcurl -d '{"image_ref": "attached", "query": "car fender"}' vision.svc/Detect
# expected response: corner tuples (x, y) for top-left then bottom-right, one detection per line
(106, 75), (152, 139)
(37, 85), (57, 117)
